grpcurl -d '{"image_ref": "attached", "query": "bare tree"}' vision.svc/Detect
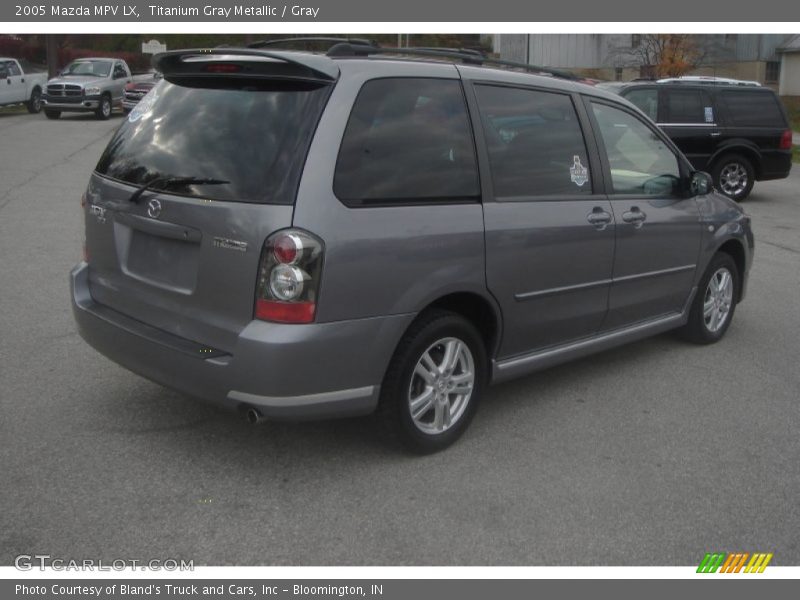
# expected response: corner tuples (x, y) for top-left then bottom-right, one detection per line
(607, 34), (734, 78)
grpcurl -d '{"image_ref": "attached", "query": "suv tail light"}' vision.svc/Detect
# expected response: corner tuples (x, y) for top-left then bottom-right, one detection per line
(254, 229), (324, 324)
(779, 129), (792, 150)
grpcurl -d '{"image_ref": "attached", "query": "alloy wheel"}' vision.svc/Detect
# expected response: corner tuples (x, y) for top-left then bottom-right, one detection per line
(703, 267), (734, 332)
(719, 162), (748, 197)
(407, 337), (475, 435)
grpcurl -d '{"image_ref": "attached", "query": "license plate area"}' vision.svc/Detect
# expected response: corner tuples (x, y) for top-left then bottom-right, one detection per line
(124, 228), (200, 293)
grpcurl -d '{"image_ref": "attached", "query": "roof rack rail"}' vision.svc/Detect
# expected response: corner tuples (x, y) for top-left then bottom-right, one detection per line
(656, 76), (761, 87)
(247, 37), (376, 50)
(325, 43), (580, 80)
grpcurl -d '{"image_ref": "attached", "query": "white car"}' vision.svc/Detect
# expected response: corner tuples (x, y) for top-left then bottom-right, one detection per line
(0, 58), (47, 113)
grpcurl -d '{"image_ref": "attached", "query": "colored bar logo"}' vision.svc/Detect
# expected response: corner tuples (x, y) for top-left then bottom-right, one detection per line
(697, 552), (773, 573)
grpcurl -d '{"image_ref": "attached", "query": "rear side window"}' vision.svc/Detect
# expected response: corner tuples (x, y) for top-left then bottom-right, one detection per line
(475, 84), (592, 198)
(665, 89), (712, 124)
(95, 79), (331, 204)
(718, 90), (787, 127)
(624, 88), (659, 121)
(334, 78), (479, 206)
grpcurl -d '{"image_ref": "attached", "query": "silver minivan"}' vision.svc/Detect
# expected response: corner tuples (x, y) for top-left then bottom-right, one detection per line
(71, 43), (753, 452)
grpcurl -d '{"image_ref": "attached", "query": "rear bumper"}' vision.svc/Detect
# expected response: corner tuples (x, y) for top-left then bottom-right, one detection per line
(71, 263), (414, 420)
(757, 151), (792, 181)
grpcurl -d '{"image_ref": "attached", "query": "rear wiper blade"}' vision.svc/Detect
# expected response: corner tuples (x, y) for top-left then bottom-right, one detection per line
(128, 177), (230, 204)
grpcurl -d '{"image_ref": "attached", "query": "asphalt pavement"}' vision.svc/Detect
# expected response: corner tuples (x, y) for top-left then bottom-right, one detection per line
(1, 110), (798, 566)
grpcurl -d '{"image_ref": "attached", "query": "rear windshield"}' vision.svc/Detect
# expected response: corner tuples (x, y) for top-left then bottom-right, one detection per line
(95, 79), (331, 204)
(718, 90), (787, 128)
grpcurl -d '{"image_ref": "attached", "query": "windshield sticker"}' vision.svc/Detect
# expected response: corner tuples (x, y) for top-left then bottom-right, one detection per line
(128, 89), (159, 123)
(704, 106), (714, 123)
(570, 155), (589, 187)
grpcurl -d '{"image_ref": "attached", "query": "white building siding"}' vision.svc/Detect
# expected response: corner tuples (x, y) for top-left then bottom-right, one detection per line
(779, 53), (800, 95)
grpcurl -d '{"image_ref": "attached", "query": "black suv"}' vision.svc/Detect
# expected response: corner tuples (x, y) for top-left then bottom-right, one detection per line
(617, 78), (793, 200)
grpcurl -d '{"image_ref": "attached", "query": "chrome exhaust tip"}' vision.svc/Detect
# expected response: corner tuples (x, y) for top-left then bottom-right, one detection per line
(246, 407), (266, 425)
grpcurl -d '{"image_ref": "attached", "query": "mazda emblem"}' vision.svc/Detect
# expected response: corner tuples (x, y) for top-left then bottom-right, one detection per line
(147, 199), (162, 219)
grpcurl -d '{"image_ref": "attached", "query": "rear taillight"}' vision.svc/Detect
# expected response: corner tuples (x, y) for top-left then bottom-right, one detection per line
(779, 129), (792, 150)
(254, 229), (323, 324)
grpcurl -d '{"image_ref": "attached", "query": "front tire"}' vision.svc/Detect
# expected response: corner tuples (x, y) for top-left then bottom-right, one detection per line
(26, 88), (42, 113)
(379, 310), (486, 454)
(44, 109), (60, 120)
(95, 95), (112, 120)
(680, 253), (739, 345)
(712, 154), (754, 201)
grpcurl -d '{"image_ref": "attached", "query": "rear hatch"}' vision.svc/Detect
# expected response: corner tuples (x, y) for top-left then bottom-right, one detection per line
(84, 49), (336, 352)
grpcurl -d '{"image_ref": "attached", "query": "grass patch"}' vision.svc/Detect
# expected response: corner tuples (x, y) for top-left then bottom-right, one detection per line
(0, 104), (28, 115)
(782, 96), (800, 133)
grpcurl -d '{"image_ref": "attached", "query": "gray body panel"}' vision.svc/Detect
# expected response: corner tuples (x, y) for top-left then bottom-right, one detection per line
(293, 60), (491, 323)
(483, 198), (616, 357)
(72, 264), (412, 418)
(84, 174), (294, 353)
(71, 52), (754, 420)
(602, 195), (702, 329)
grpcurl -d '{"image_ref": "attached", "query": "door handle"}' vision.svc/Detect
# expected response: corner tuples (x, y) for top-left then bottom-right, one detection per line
(587, 208), (612, 230)
(622, 207), (647, 228)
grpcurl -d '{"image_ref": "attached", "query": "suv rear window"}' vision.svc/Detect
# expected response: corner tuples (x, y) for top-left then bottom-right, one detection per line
(334, 78), (479, 206)
(95, 79), (331, 204)
(718, 90), (787, 127)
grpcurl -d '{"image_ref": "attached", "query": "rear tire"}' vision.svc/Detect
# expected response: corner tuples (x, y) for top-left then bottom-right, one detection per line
(44, 109), (60, 120)
(379, 310), (486, 454)
(95, 95), (112, 120)
(712, 154), (754, 201)
(679, 253), (739, 345)
(26, 88), (42, 113)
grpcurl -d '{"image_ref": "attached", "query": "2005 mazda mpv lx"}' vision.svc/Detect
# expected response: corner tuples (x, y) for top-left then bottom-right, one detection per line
(71, 41), (754, 453)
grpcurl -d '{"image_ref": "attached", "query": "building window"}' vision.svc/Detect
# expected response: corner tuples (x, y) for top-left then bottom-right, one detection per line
(631, 34), (641, 48)
(766, 61), (781, 83)
(615, 67), (623, 81)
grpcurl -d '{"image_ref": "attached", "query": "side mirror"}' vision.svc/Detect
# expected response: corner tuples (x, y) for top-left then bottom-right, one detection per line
(690, 171), (713, 196)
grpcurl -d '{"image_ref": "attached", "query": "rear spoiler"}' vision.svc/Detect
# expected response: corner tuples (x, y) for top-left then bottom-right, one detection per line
(152, 48), (340, 84)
